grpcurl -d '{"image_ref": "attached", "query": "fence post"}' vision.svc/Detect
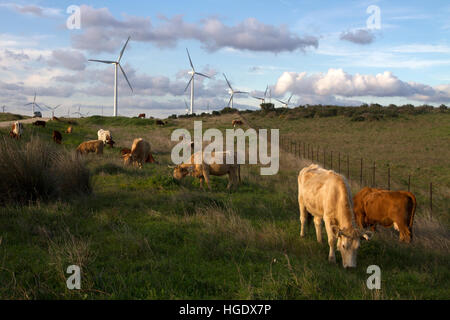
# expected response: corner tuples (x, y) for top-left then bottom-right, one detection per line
(372, 161), (376, 187)
(430, 182), (433, 219)
(303, 142), (305, 159)
(316, 147), (319, 163)
(360, 158), (363, 186)
(387, 165), (391, 190)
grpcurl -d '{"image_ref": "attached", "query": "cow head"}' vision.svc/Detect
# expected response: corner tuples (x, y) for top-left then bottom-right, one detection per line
(122, 152), (133, 166)
(172, 165), (193, 180)
(332, 226), (373, 268)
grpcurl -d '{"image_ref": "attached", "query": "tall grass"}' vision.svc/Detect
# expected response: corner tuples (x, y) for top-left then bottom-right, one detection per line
(0, 136), (91, 203)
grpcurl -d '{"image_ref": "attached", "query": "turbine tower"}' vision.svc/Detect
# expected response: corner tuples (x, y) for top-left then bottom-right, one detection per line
(88, 36), (133, 117)
(223, 73), (248, 109)
(184, 48), (210, 115)
(275, 93), (294, 108)
(1, 105), (5, 113)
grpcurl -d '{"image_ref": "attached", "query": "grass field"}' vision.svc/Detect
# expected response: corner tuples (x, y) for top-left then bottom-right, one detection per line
(0, 112), (448, 299)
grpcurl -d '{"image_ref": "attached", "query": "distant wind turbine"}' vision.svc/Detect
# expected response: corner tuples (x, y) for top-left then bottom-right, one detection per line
(252, 85), (270, 104)
(223, 73), (248, 109)
(184, 99), (190, 115)
(1, 105), (6, 113)
(184, 48), (210, 115)
(88, 36), (133, 117)
(275, 93), (294, 108)
(25, 93), (44, 115)
(45, 104), (62, 118)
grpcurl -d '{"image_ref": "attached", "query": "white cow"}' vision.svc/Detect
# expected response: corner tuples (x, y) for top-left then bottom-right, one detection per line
(97, 129), (114, 147)
(10, 121), (24, 139)
(298, 164), (372, 268)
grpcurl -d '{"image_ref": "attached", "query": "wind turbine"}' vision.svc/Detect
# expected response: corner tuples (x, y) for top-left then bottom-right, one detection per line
(45, 104), (62, 118)
(1, 105), (5, 113)
(88, 36), (133, 117)
(184, 48), (210, 115)
(184, 99), (190, 115)
(275, 93), (294, 108)
(223, 73), (248, 109)
(252, 85), (270, 104)
(25, 93), (43, 115)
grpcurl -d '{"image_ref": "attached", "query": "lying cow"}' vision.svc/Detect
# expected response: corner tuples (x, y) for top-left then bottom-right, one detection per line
(232, 119), (243, 128)
(33, 120), (46, 127)
(9, 122), (24, 139)
(76, 140), (104, 155)
(298, 164), (372, 268)
(172, 151), (240, 191)
(353, 187), (416, 243)
(97, 129), (115, 148)
(52, 130), (62, 144)
(122, 138), (151, 168)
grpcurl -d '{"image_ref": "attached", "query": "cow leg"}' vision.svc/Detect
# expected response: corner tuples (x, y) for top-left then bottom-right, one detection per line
(314, 216), (323, 243)
(324, 219), (336, 263)
(299, 199), (308, 238)
(199, 177), (204, 190)
(397, 221), (411, 243)
(203, 169), (212, 191)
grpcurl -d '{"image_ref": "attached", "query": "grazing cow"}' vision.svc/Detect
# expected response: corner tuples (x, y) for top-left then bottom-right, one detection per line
(298, 164), (372, 268)
(66, 126), (73, 134)
(156, 120), (166, 126)
(353, 187), (416, 243)
(76, 140), (104, 155)
(172, 151), (240, 191)
(138, 114), (146, 118)
(33, 120), (46, 127)
(121, 147), (156, 163)
(120, 148), (132, 156)
(232, 119), (243, 128)
(52, 130), (62, 144)
(122, 138), (151, 168)
(97, 129), (115, 148)
(9, 122), (24, 139)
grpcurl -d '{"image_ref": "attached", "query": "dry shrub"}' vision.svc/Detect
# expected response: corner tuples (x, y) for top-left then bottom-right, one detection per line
(0, 136), (91, 203)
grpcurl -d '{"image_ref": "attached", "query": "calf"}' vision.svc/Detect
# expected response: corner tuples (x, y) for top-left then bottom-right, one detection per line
(52, 130), (62, 144)
(353, 187), (416, 243)
(76, 140), (104, 155)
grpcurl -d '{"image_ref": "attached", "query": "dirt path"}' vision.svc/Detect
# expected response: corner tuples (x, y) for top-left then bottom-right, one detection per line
(0, 118), (51, 128)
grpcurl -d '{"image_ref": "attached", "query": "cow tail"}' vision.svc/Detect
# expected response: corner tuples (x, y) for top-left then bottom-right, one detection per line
(407, 192), (417, 230)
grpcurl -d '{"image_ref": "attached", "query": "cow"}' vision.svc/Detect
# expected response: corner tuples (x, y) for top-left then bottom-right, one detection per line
(138, 114), (146, 118)
(172, 151), (240, 191)
(122, 138), (151, 168)
(156, 120), (166, 126)
(298, 164), (372, 268)
(52, 130), (62, 144)
(32, 120), (46, 127)
(9, 122), (24, 139)
(353, 187), (416, 243)
(97, 129), (115, 148)
(232, 119), (243, 128)
(76, 140), (104, 155)
(52, 116), (60, 121)
(121, 147), (156, 164)
(66, 126), (73, 134)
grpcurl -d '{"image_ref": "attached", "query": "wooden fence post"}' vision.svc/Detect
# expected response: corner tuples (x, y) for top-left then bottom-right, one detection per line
(316, 147), (319, 163)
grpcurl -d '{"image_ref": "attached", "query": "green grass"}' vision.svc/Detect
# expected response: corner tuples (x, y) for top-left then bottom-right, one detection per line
(0, 113), (449, 299)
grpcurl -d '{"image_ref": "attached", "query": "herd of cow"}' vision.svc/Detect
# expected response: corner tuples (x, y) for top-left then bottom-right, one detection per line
(7, 119), (417, 269)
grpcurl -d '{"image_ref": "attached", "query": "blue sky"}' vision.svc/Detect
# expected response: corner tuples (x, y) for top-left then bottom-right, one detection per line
(0, 0), (449, 117)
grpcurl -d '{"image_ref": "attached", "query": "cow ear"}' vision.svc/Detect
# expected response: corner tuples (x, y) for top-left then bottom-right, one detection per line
(331, 225), (341, 237)
(361, 231), (373, 241)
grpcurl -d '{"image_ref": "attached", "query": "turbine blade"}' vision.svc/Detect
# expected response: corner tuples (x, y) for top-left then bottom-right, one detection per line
(264, 85), (268, 98)
(223, 73), (233, 90)
(227, 95), (233, 108)
(287, 94), (293, 104)
(275, 98), (285, 104)
(88, 59), (116, 64)
(186, 48), (194, 70)
(195, 72), (210, 79)
(118, 36), (131, 62)
(235, 91), (248, 94)
(119, 64), (133, 92)
(184, 76), (193, 92)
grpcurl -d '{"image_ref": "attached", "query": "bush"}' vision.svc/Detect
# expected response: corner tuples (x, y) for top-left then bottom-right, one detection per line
(260, 103), (275, 111)
(0, 137), (91, 203)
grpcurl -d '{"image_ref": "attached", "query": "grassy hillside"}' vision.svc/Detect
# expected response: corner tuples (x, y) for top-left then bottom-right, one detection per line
(0, 113), (448, 299)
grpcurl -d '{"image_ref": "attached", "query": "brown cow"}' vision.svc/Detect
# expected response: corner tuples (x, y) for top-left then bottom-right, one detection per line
(66, 126), (73, 134)
(33, 121), (46, 127)
(232, 119), (243, 128)
(9, 122), (23, 139)
(156, 120), (166, 126)
(76, 140), (104, 155)
(120, 148), (132, 156)
(138, 114), (146, 118)
(122, 138), (151, 168)
(121, 147), (156, 163)
(353, 187), (416, 243)
(52, 130), (62, 144)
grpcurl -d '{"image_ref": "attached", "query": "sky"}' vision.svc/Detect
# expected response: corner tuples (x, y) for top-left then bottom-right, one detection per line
(0, 0), (449, 118)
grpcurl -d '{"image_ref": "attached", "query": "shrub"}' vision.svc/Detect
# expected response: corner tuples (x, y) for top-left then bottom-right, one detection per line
(0, 136), (91, 204)
(260, 103), (275, 111)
